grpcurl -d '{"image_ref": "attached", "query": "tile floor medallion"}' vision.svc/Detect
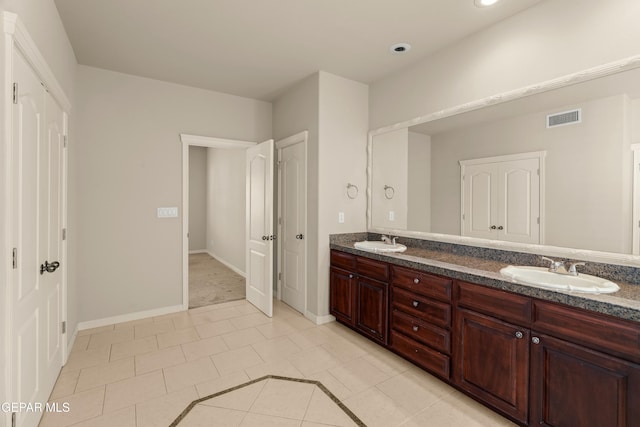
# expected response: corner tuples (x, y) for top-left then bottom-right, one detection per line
(40, 299), (516, 427)
(170, 375), (365, 426)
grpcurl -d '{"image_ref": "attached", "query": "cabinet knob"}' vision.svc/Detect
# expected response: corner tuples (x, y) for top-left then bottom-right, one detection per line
(412, 301), (419, 308)
(532, 337), (540, 344)
(515, 331), (523, 339)
(348, 274), (354, 279)
(412, 326), (419, 332)
(413, 278), (420, 284)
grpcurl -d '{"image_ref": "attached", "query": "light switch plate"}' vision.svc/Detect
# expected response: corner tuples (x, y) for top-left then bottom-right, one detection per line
(338, 212), (345, 224)
(389, 211), (395, 221)
(157, 207), (178, 218)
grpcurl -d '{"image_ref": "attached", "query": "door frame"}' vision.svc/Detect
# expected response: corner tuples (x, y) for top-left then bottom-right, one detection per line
(180, 134), (256, 310)
(275, 131), (308, 313)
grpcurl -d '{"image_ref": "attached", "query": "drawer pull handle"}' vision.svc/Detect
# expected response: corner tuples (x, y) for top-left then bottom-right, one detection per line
(515, 331), (523, 339)
(413, 278), (420, 284)
(532, 337), (540, 344)
(412, 326), (419, 332)
(412, 301), (419, 307)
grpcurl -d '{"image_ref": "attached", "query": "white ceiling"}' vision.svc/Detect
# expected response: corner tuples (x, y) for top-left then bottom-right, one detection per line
(54, 0), (542, 101)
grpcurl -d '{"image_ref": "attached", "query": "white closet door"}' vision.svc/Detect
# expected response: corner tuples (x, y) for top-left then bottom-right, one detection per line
(279, 139), (306, 314)
(462, 163), (498, 240)
(11, 49), (64, 427)
(497, 158), (540, 244)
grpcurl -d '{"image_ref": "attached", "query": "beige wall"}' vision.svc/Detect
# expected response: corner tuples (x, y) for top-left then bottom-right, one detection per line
(76, 65), (271, 322)
(408, 132), (431, 232)
(188, 146), (207, 251)
(430, 95), (632, 253)
(206, 148), (246, 273)
(272, 71), (368, 319)
(273, 73), (320, 316)
(317, 71), (368, 318)
(371, 128), (409, 229)
(370, 0), (640, 129)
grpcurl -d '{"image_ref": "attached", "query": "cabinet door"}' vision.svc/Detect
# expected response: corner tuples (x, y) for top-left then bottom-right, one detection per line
(530, 333), (640, 427)
(454, 308), (529, 424)
(329, 267), (356, 325)
(356, 277), (389, 345)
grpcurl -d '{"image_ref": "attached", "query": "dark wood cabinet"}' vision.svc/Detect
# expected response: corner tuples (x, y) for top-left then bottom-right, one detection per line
(530, 333), (640, 427)
(455, 308), (530, 424)
(355, 276), (388, 344)
(329, 266), (356, 325)
(329, 249), (640, 426)
(329, 250), (389, 345)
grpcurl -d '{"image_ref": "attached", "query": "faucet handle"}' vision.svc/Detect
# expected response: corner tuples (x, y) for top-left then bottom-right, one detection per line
(567, 262), (586, 276)
(391, 236), (398, 245)
(541, 256), (565, 272)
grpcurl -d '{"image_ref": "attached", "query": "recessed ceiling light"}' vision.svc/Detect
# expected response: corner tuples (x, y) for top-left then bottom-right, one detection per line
(474, 0), (500, 7)
(390, 43), (412, 54)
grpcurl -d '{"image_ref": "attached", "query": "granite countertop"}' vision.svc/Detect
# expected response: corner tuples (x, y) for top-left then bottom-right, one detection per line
(330, 239), (640, 323)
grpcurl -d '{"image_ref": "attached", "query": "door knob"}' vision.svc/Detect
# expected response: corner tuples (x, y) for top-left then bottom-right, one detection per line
(262, 235), (267, 240)
(490, 225), (497, 230)
(40, 261), (60, 275)
(295, 234), (304, 240)
(497, 226), (504, 230)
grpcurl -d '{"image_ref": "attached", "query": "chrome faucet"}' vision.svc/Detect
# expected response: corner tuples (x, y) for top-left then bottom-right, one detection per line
(380, 235), (397, 245)
(541, 256), (566, 273)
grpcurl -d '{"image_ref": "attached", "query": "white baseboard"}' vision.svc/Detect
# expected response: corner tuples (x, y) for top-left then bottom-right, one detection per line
(189, 249), (207, 254)
(77, 304), (184, 331)
(305, 311), (335, 325)
(207, 251), (246, 278)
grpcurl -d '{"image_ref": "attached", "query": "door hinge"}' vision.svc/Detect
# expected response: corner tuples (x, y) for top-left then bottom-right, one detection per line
(11, 412), (16, 427)
(278, 217), (282, 225)
(64, 135), (68, 148)
(537, 169), (540, 176)
(12, 83), (17, 104)
(278, 272), (282, 281)
(462, 213), (465, 220)
(12, 248), (17, 269)
(62, 228), (67, 241)
(537, 217), (540, 225)
(62, 321), (66, 334)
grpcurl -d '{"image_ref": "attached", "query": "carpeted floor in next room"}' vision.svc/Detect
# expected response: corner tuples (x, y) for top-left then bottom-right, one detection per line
(189, 253), (245, 308)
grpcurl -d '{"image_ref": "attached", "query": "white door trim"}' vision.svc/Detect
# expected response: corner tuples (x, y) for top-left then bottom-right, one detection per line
(180, 134), (256, 310)
(632, 143), (640, 255)
(275, 131), (308, 313)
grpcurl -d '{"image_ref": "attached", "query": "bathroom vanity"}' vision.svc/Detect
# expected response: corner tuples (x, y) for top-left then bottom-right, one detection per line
(329, 237), (640, 427)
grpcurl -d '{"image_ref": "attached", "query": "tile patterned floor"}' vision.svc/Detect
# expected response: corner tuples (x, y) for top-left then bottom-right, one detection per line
(40, 299), (516, 427)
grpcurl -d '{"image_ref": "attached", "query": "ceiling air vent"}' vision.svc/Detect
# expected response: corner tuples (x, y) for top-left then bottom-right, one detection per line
(547, 108), (581, 128)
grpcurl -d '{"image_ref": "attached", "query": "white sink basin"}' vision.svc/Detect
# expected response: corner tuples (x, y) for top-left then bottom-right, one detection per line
(354, 241), (407, 253)
(500, 265), (619, 294)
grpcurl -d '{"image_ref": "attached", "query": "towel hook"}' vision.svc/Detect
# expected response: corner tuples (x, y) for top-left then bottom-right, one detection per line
(384, 185), (395, 199)
(346, 183), (358, 199)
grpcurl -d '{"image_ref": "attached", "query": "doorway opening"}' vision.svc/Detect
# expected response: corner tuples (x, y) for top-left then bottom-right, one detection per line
(181, 135), (256, 310)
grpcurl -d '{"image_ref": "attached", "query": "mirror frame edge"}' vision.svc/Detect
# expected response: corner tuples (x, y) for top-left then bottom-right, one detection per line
(367, 54), (640, 267)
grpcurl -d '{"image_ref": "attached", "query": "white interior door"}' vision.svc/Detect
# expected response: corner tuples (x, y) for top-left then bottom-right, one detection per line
(278, 137), (306, 314)
(462, 163), (497, 239)
(498, 158), (540, 244)
(246, 139), (274, 317)
(11, 50), (64, 427)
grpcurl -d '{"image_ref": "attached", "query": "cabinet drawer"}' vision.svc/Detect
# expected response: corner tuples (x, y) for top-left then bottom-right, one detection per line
(356, 256), (389, 282)
(392, 287), (451, 327)
(391, 309), (450, 354)
(331, 250), (356, 271)
(391, 331), (450, 379)
(533, 301), (640, 364)
(457, 281), (531, 325)
(392, 266), (452, 302)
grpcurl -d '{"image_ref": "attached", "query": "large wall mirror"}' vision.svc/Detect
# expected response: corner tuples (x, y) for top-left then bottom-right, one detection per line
(368, 57), (640, 264)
